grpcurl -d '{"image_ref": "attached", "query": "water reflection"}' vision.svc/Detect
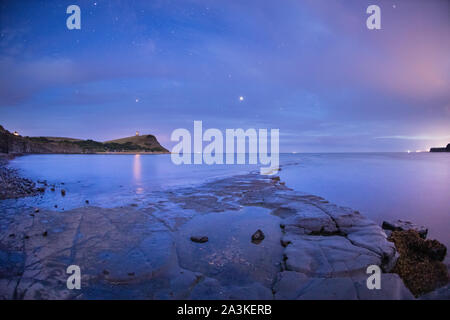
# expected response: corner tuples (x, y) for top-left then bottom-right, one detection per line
(5, 153), (449, 248)
(133, 154), (144, 194)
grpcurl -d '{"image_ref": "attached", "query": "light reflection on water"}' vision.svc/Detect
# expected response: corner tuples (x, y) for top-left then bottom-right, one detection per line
(2, 154), (260, 210)
(133, 154), (143, 194)
(133, 154), (142, 183)
(2, 152), (449, 247)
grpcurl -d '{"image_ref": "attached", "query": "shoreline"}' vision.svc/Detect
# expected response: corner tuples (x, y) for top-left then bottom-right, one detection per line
(1, 151), (170, 156)
(0, 155), (448, 299)
(0, 154), (45, 200)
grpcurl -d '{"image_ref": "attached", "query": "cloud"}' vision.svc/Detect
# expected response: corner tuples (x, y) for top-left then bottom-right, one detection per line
(0, 0), (448, 151)
(375, 135), (450, 140)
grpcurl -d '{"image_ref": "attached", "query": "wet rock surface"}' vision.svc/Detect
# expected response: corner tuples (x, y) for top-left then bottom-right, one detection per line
(0, 171), (416, 299)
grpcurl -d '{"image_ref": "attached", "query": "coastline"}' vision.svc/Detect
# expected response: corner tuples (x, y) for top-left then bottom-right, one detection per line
(0, 154), (45, 199)
(1, 151), (170, 156)
(0, 155), (448, 299)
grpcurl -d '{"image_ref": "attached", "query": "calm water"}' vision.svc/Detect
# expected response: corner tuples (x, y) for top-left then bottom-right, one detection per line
(279, 153), (450, 247)
(3, 153), (450, 247)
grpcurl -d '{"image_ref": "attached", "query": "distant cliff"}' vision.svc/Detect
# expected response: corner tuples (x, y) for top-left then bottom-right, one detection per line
(430, 144), (450, 153)
(0, 125), (169, 154)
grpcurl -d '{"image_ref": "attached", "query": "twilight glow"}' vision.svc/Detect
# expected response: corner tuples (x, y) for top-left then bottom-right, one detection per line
(0, 0), (449, 152)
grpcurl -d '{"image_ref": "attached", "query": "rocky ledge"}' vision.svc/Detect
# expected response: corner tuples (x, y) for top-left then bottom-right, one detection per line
(0, 172), (447, 299)
(0, 158), (45, 200)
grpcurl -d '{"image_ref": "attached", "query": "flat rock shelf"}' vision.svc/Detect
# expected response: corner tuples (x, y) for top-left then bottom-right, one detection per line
(0, 172), (415, 299)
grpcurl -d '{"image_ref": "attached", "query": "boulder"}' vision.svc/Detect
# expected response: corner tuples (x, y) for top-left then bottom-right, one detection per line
(382, 220), (428, 239)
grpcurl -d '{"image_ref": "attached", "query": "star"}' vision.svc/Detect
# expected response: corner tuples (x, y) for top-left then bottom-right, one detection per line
(135, 98), (139, 103)
(239, 96), (244, 101)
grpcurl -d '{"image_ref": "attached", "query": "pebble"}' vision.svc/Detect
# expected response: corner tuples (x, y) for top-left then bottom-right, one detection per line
(190, 236), (209, 243)
(251, 229), (265, 244)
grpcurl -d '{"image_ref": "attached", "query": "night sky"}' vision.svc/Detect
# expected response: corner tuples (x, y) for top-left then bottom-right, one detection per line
(1, 0), (449, 152)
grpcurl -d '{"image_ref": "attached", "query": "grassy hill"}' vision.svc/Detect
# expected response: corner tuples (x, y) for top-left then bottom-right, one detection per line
(42, 137), (82, 142)
(0, 125), (169, 154)
(105, 135), (169, 153)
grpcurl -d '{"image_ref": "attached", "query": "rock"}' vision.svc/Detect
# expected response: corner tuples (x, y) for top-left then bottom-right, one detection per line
(382, 220), (428, 239)
(85, 200), (89, 204)
(283, 234), (381, 277)
(273, 271), (414, 300)
(391, 230), (447, 261)
(344, 224), (397, 271)
(190, 236), (209, 243)
(0, 169), (441, 300)
(61, 189), (66, 196)
(273, 271), (310, 299)
(34, 208), (39, 213)
(280, 239), (291, 247)
(389, 230), (449, 296)
(42, 231), (48, 237)
(177, 208), (283, 292)
(422, 240), (447, 261)
(281, 205), (338, 235)
(251, 229), (265, 244)
(0, 163), (41, 199)
(188, 277), (273, 300)
(419, 284), (450, 300)
(296, 277), (359, 300)
(353, 273), (414, 300)
(320, 208), (398, 271)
